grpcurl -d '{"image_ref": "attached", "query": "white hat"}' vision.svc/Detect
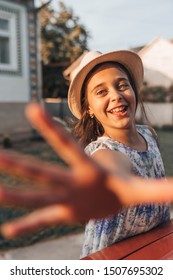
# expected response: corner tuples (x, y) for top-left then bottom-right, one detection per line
(68, 50), (144, 119)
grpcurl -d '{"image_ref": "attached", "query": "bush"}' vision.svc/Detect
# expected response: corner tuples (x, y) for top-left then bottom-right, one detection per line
(140, 86), (168, 102)
(2, 135), (12, 148)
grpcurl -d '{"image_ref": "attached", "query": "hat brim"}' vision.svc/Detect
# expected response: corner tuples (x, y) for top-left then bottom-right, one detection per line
(68, 50), (143, 119)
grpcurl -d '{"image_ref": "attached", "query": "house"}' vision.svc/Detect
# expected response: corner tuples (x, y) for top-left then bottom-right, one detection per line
(133, 37), (173, 127)
(0, 0), (41, 138)
(138, 37), (173, 88)
(64, 37), (173, 89)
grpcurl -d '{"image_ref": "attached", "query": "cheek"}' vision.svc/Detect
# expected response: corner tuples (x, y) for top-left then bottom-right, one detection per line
(88, 102), (107, 121)
(85, 91), (92, 112)
(132, 94), (136, 107)
(87, 95), (103, 110)
(86, 96), (92, 110)
(126, 90), (136, 109)
(132, 93), (137, 110)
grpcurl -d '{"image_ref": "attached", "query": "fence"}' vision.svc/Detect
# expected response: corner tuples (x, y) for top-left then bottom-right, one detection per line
(1, 100), (172, 140)
(44, 99), (173, 128)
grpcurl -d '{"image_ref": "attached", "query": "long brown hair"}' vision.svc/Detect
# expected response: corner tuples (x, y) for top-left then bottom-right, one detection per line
(72, 61), (147, 147)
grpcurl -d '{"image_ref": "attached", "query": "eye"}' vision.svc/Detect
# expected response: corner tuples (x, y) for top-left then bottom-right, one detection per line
(96, 89), (107, 95)
(118, 82), (129, 91)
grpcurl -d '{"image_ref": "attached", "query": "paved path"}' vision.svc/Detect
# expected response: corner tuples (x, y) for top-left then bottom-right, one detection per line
(0, 232), (84, 260)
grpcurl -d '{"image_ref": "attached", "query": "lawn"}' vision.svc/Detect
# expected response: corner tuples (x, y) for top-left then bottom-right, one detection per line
(157, 129), (173, 176)
(0, 138), (84, 251)
(0, 129), (173, 251)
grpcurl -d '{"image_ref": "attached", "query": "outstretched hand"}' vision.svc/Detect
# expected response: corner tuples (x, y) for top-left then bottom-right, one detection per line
(0, 102), (173, 239)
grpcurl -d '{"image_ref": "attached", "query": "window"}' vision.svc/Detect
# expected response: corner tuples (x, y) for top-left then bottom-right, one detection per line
(0, 9), (18, 72)
(0, 18), (10, 64)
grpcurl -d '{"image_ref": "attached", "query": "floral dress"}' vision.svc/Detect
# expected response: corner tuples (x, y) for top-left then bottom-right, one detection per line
(80, 125), (170, 258)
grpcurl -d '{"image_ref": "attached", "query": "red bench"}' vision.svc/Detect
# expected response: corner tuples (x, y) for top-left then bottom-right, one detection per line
(81, 219), (173, 260)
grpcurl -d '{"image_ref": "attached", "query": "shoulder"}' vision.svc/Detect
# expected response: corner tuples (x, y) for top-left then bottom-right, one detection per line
(137, 124), (159, 148)
(85, 137), (132, 173)
(91, 148), (132, 173)
(85, 137), (118, 156)
(137, 124), (158, 140)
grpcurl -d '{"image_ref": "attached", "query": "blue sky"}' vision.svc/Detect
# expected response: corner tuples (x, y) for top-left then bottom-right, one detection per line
(35, 0), (173, 53)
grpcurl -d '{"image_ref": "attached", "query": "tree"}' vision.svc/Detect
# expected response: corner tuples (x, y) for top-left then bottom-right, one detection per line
(140, 85), (172, 103)
(40, 1), (90, 64)
(38, 1), (90, 99)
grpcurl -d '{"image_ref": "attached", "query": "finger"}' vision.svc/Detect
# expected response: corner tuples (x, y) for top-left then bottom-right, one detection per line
(25, 102), (87, 166)
(0, 150), (71, 188)
(0, 205), (77, 239)
(0, 187), (69, 208)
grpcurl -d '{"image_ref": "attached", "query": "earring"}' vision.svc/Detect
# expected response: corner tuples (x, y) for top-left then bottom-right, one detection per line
(90, 114), (94, 119)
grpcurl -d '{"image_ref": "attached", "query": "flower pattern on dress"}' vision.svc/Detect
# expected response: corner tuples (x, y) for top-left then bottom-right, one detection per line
(80, 125), (170, 258)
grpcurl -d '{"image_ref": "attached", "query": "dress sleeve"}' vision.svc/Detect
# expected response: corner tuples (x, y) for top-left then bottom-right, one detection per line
(143, 125), (159, 148)
(85, 139), (115, 156)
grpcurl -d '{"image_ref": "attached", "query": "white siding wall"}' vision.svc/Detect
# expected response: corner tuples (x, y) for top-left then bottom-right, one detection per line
(139, 38), (173, 87)
(0, 1), (30, 102)
(136, 102), (173, 127)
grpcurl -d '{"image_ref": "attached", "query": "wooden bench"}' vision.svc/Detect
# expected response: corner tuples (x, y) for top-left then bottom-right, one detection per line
(81, 219), (173, 260)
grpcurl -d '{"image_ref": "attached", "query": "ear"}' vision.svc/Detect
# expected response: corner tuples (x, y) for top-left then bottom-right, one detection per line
(87, 106), (94, 116)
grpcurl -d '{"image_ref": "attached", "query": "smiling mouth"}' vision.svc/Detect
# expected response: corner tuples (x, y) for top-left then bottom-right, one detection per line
(109, 105), (128, 113)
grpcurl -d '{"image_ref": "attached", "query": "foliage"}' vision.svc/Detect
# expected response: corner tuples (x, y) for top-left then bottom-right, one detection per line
(157, 129), (173, 176)
(40, 1), (90, 64)
(140, 84), (173, 103)
(2, 135), (12, 148)
(39, 1), (90, 99)
(42, 62), (69, 98)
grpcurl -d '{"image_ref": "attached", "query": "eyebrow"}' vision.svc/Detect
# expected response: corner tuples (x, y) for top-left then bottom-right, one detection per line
(91, 77), (129, 93)
(91, 83), (105, 93)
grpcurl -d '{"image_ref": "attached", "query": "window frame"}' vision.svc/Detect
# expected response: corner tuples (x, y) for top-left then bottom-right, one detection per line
(0, 9), (18, 71)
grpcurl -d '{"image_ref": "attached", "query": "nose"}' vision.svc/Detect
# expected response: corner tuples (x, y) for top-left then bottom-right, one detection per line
(109, 87), (122, 102)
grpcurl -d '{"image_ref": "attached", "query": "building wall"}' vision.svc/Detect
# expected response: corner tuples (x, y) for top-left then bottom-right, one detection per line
(0, 0), (40, 135)
(143, 68), (173, 88)
(139, 38), (173, 87)
(136, 102), (173, 127)
(0, 0), (30, 101)
(0, 102), (31, 135)
(0, 0), (39, 102)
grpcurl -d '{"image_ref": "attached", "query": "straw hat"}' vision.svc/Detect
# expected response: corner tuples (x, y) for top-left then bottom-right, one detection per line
(68, 50), (144, 119)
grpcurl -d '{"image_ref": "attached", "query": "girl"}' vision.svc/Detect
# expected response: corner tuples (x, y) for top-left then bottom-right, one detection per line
(68, 50), (170, 257)
(0, 51), (172, 257)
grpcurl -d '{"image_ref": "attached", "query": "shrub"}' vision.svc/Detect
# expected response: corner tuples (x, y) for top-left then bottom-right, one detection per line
(2, 135), (12, 148)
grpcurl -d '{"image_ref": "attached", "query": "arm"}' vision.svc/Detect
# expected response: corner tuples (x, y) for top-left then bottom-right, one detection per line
(91, 149), (132, 177)
(0, 103), (173, 239)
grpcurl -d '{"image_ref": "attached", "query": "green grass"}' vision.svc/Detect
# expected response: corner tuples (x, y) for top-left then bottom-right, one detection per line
(0, 139), (84, 251)
(157, 129), (173, 176)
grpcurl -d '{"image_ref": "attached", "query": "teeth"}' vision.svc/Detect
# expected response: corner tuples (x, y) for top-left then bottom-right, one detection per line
(110, 106), (126, 113)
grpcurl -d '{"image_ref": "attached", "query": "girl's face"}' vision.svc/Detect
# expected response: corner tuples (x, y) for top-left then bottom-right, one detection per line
(85, 63), (137, 135)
